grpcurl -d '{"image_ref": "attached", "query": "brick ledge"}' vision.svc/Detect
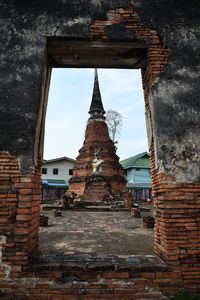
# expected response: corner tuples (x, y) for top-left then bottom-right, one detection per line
(28, 253), (168, 273)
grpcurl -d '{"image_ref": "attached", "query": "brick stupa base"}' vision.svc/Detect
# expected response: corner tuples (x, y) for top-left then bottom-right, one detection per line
(69, 175), (130, 205)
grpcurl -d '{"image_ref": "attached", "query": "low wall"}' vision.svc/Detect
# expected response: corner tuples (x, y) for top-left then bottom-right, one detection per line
(0, 254), (183, 299)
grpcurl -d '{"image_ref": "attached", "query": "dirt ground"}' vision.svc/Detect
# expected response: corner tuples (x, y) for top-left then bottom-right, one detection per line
(39, 210), (154, 255)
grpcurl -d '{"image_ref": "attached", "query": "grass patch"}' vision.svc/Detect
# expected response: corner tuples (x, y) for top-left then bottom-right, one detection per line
(175, 292), (200, 300)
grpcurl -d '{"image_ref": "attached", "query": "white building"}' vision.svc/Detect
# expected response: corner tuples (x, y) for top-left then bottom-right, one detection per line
(41, 157), (76, 193)
(42, 156), (76, 180)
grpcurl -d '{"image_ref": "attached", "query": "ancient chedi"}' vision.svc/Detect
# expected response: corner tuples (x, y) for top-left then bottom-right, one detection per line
(68, 69), (130, 206)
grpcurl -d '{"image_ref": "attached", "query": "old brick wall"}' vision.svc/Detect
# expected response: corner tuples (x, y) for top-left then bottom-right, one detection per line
(0, 254), (182, 299)
(0, 0), (200, 298)
(0, 153), (41, 278)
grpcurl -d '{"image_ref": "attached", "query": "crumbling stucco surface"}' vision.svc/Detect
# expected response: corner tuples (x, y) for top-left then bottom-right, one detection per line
(0, 0), (200, 182)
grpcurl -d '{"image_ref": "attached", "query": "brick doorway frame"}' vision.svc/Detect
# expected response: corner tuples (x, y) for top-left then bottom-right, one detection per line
(0, 34), (167, 269)
(1, 9), (199, 293)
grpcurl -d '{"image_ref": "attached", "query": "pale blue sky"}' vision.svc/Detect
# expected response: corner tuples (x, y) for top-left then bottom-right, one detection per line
(44, 68), (148, 161)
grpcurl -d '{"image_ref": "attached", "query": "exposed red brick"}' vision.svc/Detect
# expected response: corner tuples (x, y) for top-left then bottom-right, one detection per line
(0, 5), (199, 299)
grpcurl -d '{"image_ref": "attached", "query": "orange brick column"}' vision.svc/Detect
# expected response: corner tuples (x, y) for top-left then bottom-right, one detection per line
(153, 176), (200, 290)
(0, 152), (41, 277)
(90, 6), (200, 290)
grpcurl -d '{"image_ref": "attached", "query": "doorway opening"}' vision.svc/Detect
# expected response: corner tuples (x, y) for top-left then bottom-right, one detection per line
(39, 66), (153, 256)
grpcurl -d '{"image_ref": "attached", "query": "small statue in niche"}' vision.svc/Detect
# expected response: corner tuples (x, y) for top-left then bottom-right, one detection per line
(92, 148), (104, 175)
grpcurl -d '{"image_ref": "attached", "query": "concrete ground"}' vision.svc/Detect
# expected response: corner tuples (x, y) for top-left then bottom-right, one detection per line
(39, 210), (154, 255)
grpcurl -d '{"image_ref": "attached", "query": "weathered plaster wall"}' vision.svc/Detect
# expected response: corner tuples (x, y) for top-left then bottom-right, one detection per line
(137, 0), (200, 182)
(1, 0), (200, 181)
(0, 1), (200, 297)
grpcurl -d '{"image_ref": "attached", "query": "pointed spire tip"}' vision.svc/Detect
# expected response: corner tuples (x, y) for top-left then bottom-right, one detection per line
(89, 68), (105, 116)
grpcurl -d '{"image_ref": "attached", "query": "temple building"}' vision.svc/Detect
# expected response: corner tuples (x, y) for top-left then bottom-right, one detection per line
(120, 152), (152, 202)
(68, 69), (131, 206)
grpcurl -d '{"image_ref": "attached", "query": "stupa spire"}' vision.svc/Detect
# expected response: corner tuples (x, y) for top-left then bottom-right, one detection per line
(89, 69), (105, 116)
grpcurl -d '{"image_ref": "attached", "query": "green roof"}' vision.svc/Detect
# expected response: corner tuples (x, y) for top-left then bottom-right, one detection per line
(120, 152), (150, 169)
